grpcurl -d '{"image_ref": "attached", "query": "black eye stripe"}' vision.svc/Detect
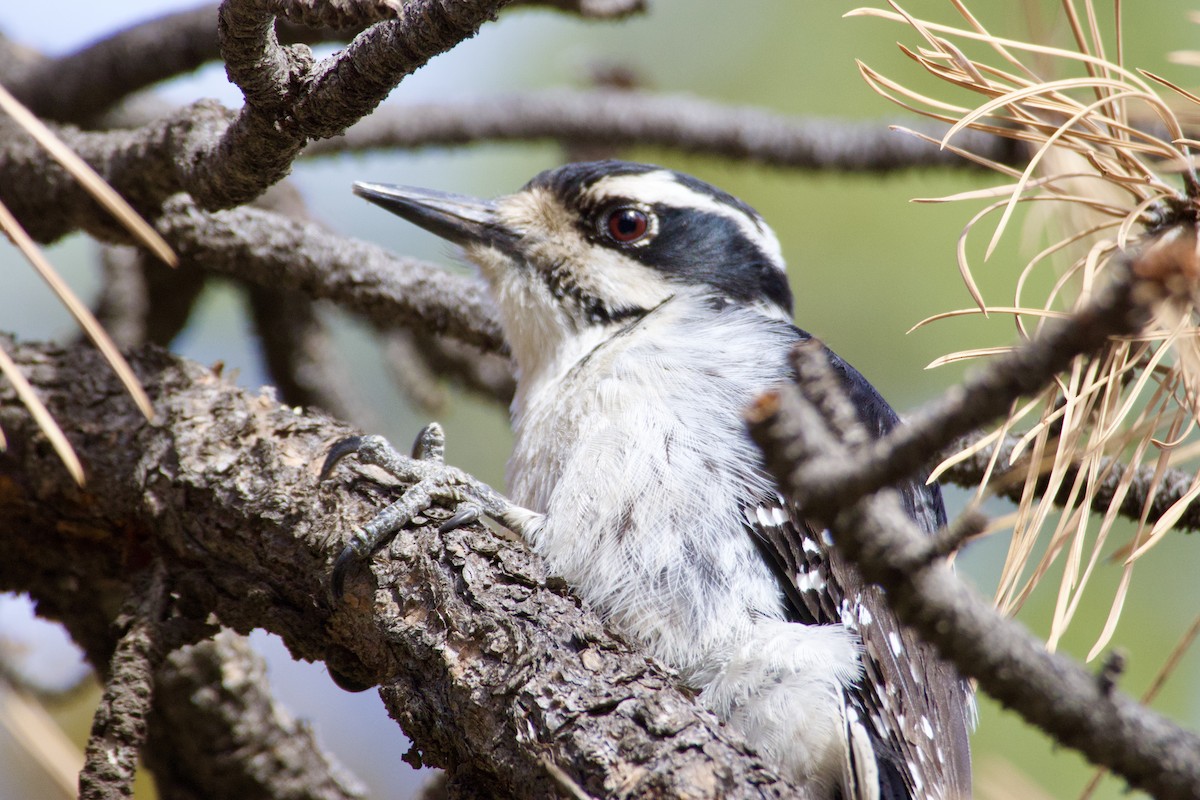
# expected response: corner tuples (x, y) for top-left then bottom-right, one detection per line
(525, 160), (793, 316)
(616, 206), (792, 315)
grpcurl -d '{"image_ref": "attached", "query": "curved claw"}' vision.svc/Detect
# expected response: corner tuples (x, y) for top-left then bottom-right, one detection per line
(320, 436), (368, 481)
(331, 538), (368, 600)
(439, 502), (484, 534)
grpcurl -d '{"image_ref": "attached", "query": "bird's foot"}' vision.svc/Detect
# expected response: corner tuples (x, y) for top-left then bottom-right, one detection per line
(321, 423), (521, 599)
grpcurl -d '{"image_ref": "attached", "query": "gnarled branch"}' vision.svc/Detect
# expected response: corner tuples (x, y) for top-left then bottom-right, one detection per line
(0, 338), (804, 800)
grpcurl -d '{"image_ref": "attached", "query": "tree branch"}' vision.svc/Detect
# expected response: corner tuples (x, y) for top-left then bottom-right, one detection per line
(746, 240), (1200, 800)
(78, 561), (169, 800)
(8, 5), (232, 126)
(197, 0), (519, 208)
(786, 264), (1157, 522)
(2, 1), (528, 220)
(514, 0), (645, 18)
(4, 4), (382, 126)
(941, 430), (1200, 534)
(6, 1), (641, 127)
(0, 103), (238, 244)
(0, 338), (806, 800)
(304, 89), (1023, 171)
(749, 353), (1200, 800)
(1, 93), (1019, 248)
(145, 631), (368, 800)
(153, 195), (506, 353)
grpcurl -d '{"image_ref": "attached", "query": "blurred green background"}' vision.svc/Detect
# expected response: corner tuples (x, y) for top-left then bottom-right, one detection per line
(3, 1), (1200, 798)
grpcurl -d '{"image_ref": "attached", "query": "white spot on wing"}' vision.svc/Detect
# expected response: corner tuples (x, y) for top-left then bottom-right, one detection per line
(888, 631), (904, 656)
(795, 570), (825, 593)
(858, 605), (873, 626)
(840, 599), (857, 629)
(802, 537), (821, 555)
(921, 714), (934, 740)
(755, 506), (773, 528)
(753, 505), (789, 530)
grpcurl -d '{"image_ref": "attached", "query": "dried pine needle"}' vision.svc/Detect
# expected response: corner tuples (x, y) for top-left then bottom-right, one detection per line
(0, 345), (83, 485)
(0, 199), (154, 422)
(0, 82), (176, 268)
(859, 1), (1200, 650)
(1, 79), (171, 483)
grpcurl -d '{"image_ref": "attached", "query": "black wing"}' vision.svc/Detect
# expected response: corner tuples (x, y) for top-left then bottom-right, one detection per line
(746, 329), (972, 800)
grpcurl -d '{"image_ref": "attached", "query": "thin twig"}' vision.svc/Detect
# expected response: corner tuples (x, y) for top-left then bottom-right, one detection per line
(78, 561), (169, 800)
(378, 329), (450, 413)
(246, 284), (366, 419)
(405, 330), (516, 406)
(787, 258), (1161, 522)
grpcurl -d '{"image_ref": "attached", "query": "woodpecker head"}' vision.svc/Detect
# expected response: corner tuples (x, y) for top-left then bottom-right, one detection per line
(354, 160), (793, 377)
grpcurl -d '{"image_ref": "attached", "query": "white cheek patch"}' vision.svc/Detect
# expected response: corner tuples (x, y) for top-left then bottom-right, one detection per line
(587, 170), (787, 272)
(579, 247), (675, 311)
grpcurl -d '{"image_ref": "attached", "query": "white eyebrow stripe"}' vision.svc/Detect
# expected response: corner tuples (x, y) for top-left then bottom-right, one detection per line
(586, 170), (786, 271)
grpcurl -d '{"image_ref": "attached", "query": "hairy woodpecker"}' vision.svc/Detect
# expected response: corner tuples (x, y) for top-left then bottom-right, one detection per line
(325, 161), (973, 799)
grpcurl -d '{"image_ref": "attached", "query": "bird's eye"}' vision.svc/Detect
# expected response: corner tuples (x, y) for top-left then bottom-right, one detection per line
(605, 207), (651, 244)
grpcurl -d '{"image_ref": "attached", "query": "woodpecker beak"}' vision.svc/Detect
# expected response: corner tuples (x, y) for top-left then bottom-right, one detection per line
(352, 181), (516, 252)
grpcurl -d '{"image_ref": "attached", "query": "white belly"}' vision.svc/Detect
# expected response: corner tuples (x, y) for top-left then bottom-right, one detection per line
(507, 305), (794, 684)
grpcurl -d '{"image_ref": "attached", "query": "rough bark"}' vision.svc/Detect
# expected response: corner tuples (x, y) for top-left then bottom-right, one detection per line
(145, 631), (368, 800)
(0, 338), (803, 799)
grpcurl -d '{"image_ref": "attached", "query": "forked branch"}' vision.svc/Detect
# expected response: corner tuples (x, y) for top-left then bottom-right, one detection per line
(748, 231), (1200, 800)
